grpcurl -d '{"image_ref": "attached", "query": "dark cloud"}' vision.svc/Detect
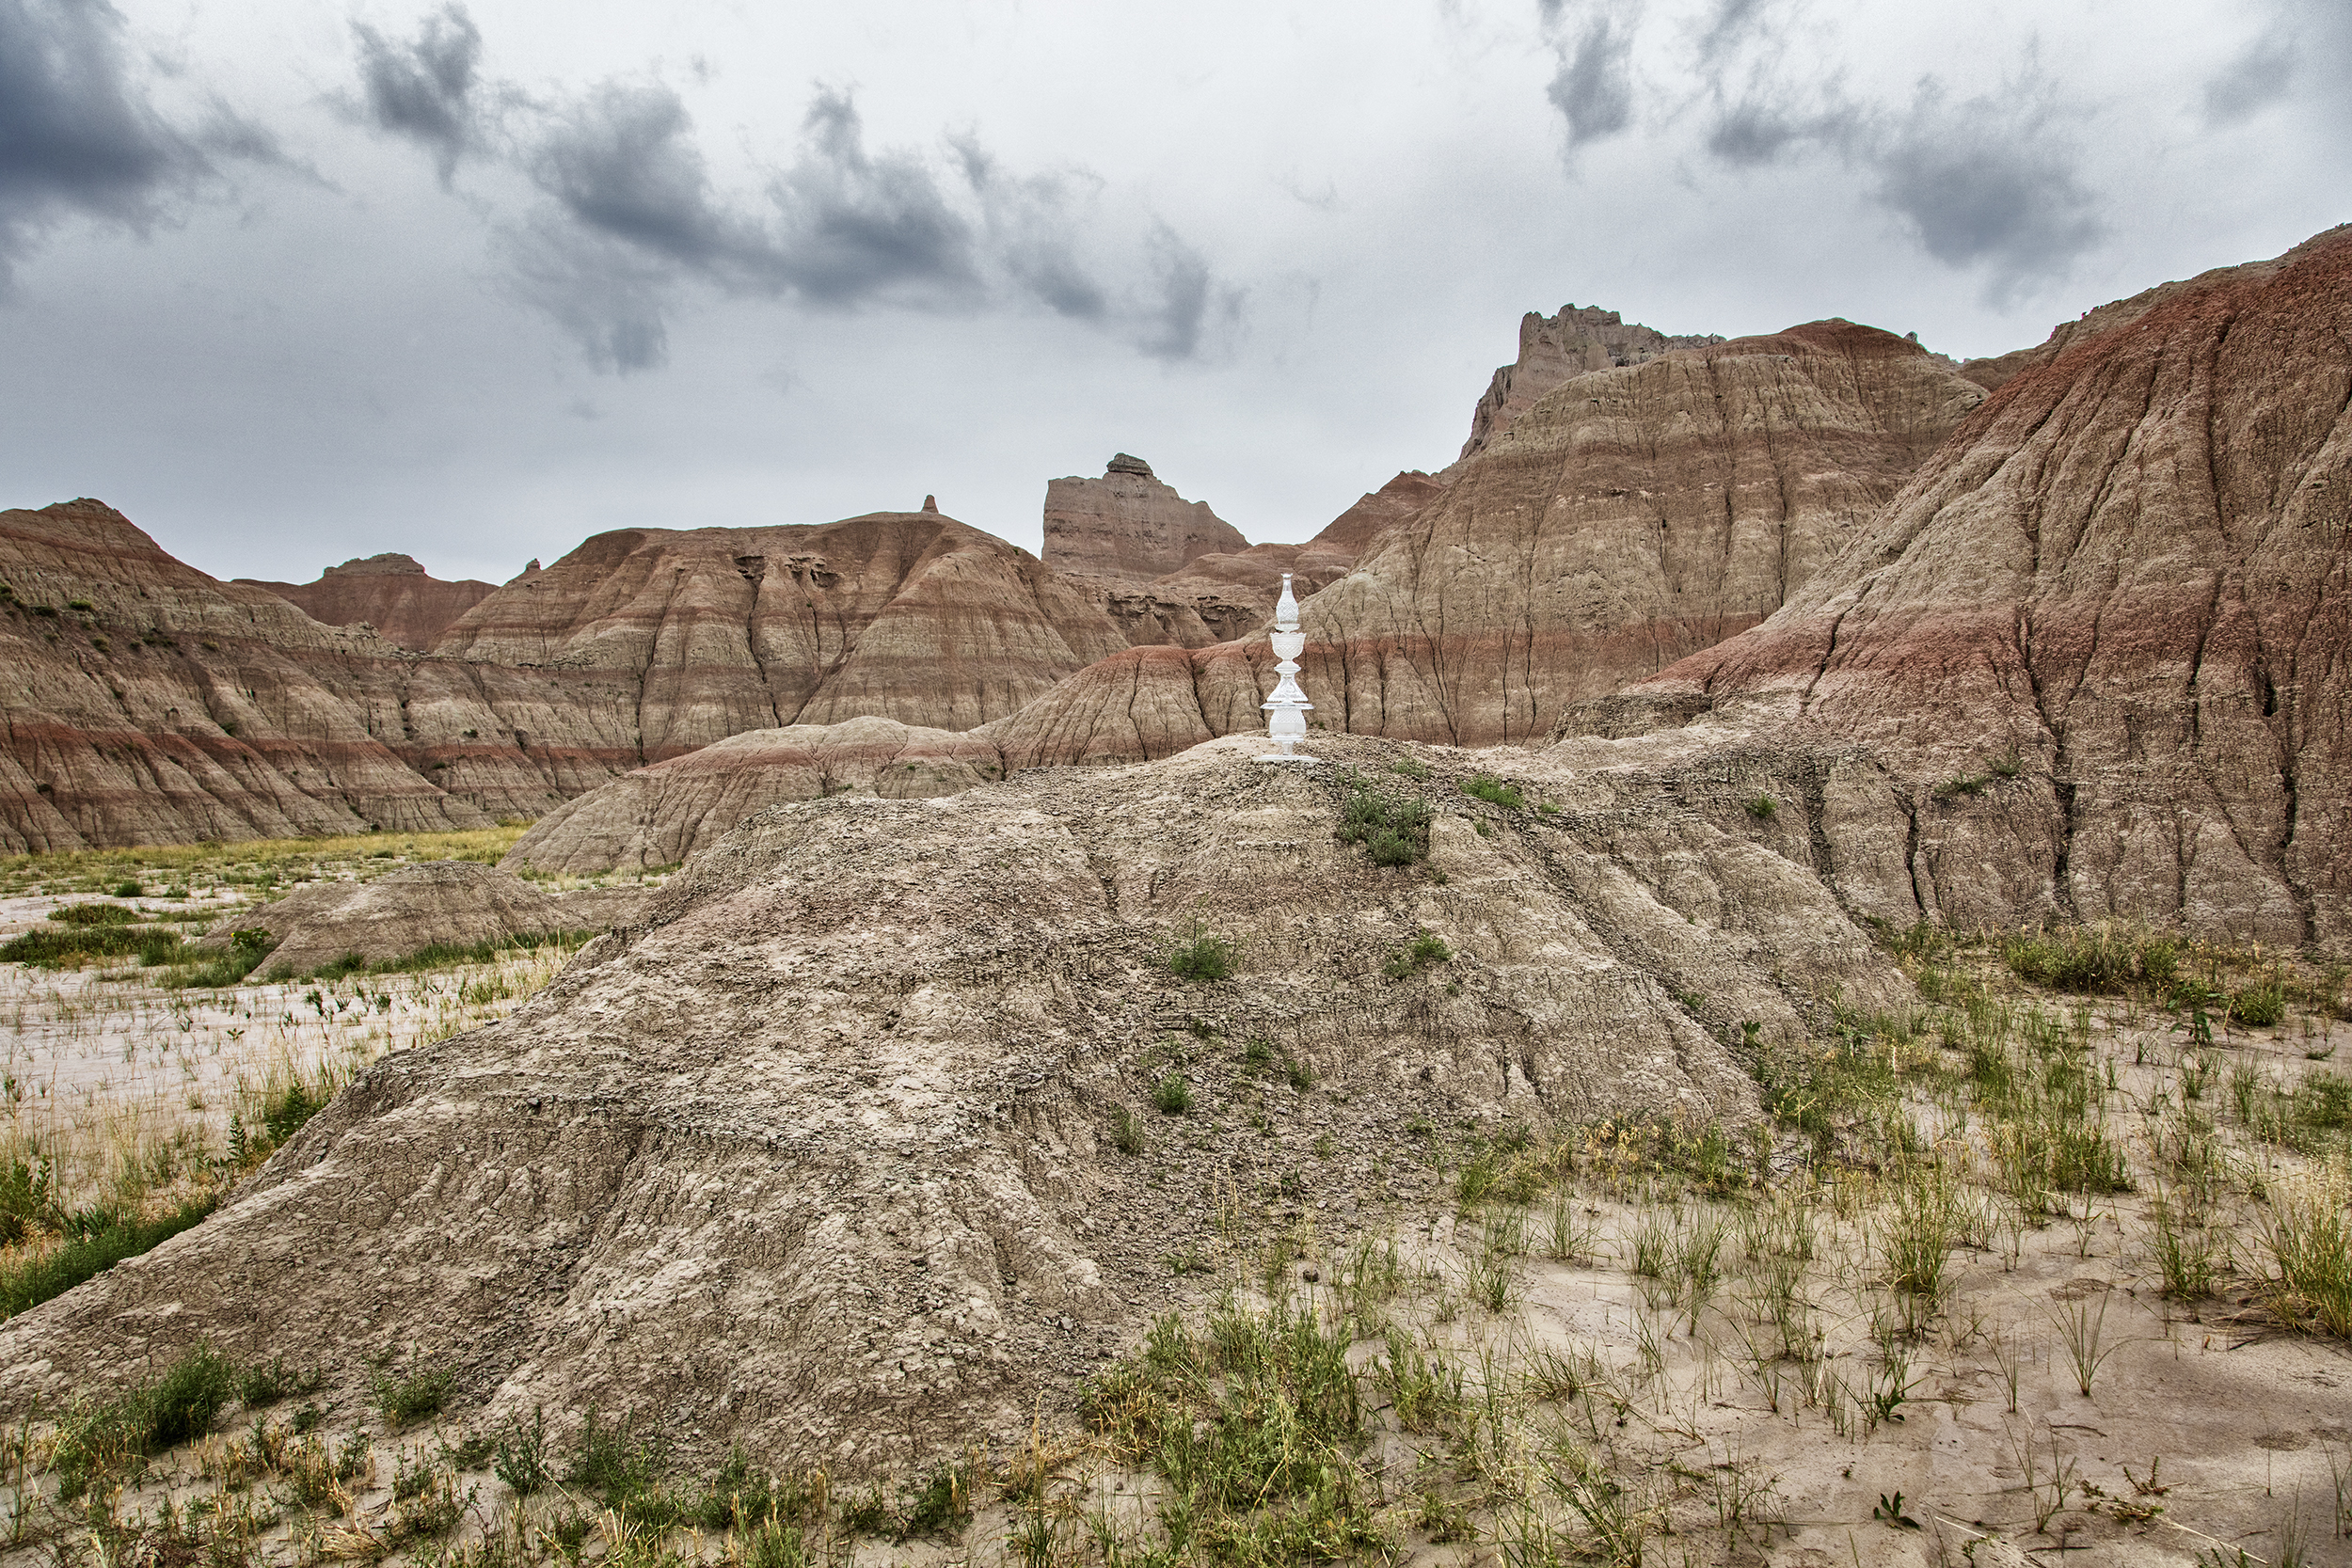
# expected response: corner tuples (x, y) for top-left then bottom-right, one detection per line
(1703, 94), (1821, 165)
(763, 88), (980, 305)
(500, 215), (674, 371)
(351, 5), (483, 183)
(348, 10), (1239, 373)
(1545, 8), (1641, 149)
(1866, 80), (2105, 300)
(1694, 0), (1776, 64)
(0, 0), (201, 286)
(2202, 27), (2295, 125)
(532, 81), (742, 270)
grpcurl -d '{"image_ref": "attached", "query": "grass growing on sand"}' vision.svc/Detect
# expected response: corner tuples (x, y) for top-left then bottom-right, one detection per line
(8, 915), (2352, 1568)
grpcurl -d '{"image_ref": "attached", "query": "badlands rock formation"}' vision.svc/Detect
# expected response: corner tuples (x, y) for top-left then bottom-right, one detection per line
(191, 861), (622, 975)
(429, 512), (1128, 763)
(0, 500), (494, 850)
(957, 322), (1986, 768)
(1042, 454), (1249, 585)
(1459, 304), (1724, 460)
(505, 716), (1006, 875)
(0, 736), (1907, 1470)
(240, 554), (496, 650)
(1560, 225), (2352, 946)
(0, 503), (1130, 847)
(1080, 471), (1445, 650)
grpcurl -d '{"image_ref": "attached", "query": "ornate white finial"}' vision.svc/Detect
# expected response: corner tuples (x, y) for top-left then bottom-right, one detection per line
(1259, 572), (1315, 763)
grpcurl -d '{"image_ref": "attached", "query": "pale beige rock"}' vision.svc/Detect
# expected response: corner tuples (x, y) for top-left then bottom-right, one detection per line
(0, 735), (1909, 1474)
(192, 862), (566, 975)
(1459, 303), (1724, 460)
(503, 715), (1006, 876)
(1041, 454), (1249, 587)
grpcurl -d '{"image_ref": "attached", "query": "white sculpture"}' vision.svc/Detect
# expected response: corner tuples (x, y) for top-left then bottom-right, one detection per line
(1259, 572), (1315, 762)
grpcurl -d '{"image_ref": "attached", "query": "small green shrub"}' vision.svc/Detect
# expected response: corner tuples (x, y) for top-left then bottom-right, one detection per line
(111, 879), (143, 898)
(1166, 927), (1239, 982)
(0, 922), (183, 968)
(53, 1343), (235, 1498)
(1109, 1106), (1144, 1154)
(1934, 774), (1990, 800)
(48, 902), (138, 927)
(1152, 1074), (1195, 1116)
(235, 1354), (324, 1409)
(1381, 930), (1454, 980)
(2001, 926), (2180, 994)
(1336, 781), (1432, 866)
(493, 1406), (553, 1495)
(1463, 774), (1525, 810)
(0, 1194), (215, 1320)
(373, 1358), (455, 1429)
(2233, 980), (2287, 1028)
(1388, 756), (1429, 780)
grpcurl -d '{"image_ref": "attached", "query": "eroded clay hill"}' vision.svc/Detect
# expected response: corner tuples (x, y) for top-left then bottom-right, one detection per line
(240, 554), (497, 651)
(0, 500), (494, 849)
(0, 505), (1136, 848)
(1563, 225), (2352, 946)
(0, 736), (1905, 1473)
(956, 322), (1986, 767)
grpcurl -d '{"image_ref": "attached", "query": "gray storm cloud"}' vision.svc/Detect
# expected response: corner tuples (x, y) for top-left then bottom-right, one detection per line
(351, 5), (1238, 374)
(1541, 2), (1643, 150)
(0, 0), (201, 287)
(352, 5), (484, 183)
(1532, 0), (2111, 301)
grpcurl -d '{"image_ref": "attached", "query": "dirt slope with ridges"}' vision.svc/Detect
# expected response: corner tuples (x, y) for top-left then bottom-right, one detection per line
(1561, 225), (2352, 945)
(0, 735), (1906, 1473)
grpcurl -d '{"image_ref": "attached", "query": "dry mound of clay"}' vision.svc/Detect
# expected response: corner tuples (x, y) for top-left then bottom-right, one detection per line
(240, 553), (497, 651)
(193, 862), (635, 974)
(506, 716), (1005, 875)
(0, 736), (1905, 1473)
(1566, 224), (2352, 945)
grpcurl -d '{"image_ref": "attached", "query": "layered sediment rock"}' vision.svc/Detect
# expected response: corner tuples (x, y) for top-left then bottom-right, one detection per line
(1560, 226), (2352, 945)
(1459, 304), (1725, 459)
(1081, 471), (1445, 649)
(0, 504), (1131, 847)
(0, 736), (1908, 1471)
(973, 323), (1984, 766)
(0, 501), (492, 850)
(1041, 454), (1249, 588)
(241, 555), (496, 651)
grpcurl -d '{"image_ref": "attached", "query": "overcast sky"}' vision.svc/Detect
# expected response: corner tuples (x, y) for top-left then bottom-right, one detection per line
(2, 0), (2344, 584)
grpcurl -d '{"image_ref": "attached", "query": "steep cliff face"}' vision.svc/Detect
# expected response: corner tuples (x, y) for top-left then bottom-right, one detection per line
(973, 322), (1983, 766)
(431, 513), (1127, 753)
(1459, 304), (1725, 460)
(1564, 226), (2352, 945)
(1084, 471), (1447, 649)
(0, 504), (1133, 848)
(0, 501), (489, 849)
(1041, 454), (1250, 588)
(240, 555), (497, 651)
